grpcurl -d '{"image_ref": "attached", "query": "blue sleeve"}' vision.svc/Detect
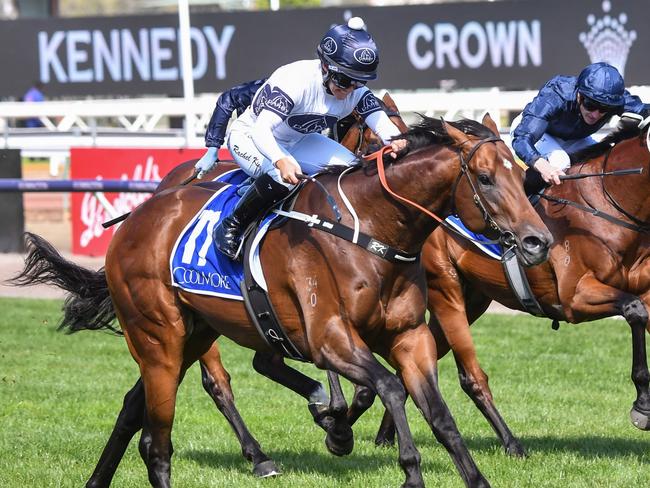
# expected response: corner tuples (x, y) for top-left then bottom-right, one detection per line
(622, 90), (650, 118)
(355, 90), (383, 120)
(204, 78), (267, 147)
(511, 87), (564, 166)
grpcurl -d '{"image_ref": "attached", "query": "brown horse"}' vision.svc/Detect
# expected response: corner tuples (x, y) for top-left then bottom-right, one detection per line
(12, 114), (552, 488)
(349, 120), (650, 455)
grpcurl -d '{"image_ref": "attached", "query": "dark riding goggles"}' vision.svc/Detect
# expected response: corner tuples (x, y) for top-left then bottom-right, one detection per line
(329, 71), (367, 90)
(581, 96), (617, 114)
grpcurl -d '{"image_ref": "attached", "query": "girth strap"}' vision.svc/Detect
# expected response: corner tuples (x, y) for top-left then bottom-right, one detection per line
(240, 229), (308, 362)
(273, 208), (419, 263)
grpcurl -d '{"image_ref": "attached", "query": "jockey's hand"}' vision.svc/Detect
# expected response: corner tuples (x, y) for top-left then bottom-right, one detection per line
(274, 157), (302, 185)
(533, 157), (564, 186)
(616, 112), (644, 133)
(388, 138), (408, 159)
(195, 147), (219, 179)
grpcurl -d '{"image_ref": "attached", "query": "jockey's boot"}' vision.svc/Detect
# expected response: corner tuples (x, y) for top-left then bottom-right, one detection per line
(214, 173), (289, 260)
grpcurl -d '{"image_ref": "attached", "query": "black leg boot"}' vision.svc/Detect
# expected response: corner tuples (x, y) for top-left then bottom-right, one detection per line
(214, 173), (289, 260)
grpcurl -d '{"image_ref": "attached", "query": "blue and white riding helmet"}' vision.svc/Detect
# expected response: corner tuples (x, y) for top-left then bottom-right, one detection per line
(317, 17), (379, 82)
(577, 62), (625, 108)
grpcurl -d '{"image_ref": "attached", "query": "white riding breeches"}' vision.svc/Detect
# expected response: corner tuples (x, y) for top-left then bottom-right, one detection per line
(511, 114), (598, 170)
(226, 130), (357, 187)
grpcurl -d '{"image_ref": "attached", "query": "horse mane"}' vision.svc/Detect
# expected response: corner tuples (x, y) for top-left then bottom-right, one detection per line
(570, 124), (642, 163)
(403, 115), (495, 152)
(321, 115), (494, 177)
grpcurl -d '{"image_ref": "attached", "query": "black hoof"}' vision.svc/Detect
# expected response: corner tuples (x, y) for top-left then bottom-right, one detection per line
(505, 441), (527, 458)
(252, 460), (281, 478)
(374, 434), (395, 448)
(325, 430), (354, 457)
(630, 407), (650, 430)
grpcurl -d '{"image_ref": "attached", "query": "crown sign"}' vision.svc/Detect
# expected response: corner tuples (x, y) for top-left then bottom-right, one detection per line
(579, 1), (636, 77)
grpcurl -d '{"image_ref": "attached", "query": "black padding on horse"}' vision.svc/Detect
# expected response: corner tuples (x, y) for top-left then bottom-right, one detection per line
(306, 215), (419, 263)
(240, 226), (307, 362)
(501, 246), (545, 317)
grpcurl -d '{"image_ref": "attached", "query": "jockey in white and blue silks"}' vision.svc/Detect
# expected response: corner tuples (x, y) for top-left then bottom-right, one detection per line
(209, 17), (407, 260)
(511, 62), (650, 194)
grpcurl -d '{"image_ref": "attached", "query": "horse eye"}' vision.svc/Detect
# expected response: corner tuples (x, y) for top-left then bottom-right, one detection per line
(478, 174), (492, 186)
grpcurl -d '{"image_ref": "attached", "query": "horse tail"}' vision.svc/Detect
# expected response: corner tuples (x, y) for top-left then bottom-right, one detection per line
(9, 232), (120, 335)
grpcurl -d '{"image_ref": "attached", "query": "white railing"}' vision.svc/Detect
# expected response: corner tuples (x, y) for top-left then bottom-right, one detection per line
(1, 86), (648, 174)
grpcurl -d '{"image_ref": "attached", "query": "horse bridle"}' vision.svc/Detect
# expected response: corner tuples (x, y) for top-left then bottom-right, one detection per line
(372, 136), (517, 249)
(449, 136), (517, 248)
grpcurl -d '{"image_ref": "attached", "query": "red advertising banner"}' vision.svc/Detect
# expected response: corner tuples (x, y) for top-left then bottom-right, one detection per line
(70, 147), (230, 256)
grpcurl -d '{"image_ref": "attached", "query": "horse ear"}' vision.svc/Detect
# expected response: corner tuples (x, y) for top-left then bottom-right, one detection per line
(382, 92), (398, 113)
(481, 113), (499, 137)
(383, 92), (409, 133)
(442, 119), (469, 147)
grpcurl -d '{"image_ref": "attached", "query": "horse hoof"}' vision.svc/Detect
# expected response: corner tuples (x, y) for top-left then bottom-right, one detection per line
(505, 442), (527, 458)
(630, 407), (650, 431)
(325, 431), (354, 457)
(374, 435), (395, 448)
(253, 460), (281, 478)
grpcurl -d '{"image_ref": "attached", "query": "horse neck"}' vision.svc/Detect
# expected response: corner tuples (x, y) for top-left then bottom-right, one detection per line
(341, 147), (456, 253)
(595, 135), (650, 223)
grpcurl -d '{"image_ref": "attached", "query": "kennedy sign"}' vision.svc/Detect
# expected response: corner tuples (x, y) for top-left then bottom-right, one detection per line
(0, 0), (647, 95)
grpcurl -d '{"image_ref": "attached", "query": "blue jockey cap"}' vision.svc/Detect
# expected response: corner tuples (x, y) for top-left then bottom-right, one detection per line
(317, 17), (379, 81)
(577, 62), (625, 107)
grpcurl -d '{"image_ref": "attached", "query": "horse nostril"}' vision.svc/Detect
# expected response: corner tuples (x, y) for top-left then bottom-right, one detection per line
(522, 235), (545, 254)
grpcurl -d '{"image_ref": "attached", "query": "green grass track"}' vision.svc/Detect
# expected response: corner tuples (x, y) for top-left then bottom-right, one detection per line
(1, 297), (649, 487)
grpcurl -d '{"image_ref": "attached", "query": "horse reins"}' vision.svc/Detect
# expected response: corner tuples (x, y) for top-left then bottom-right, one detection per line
(539, 130), (650, 234)
(600, 144), (650, 231)
(368, 137), (516, 249)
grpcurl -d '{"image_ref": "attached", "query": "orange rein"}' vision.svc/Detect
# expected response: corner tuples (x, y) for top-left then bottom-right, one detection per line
(365, 145), (447, 226)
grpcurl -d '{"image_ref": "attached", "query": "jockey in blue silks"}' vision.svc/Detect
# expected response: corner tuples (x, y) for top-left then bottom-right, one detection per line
(194, 78), (267, 178)
(511, 62), (650, 193)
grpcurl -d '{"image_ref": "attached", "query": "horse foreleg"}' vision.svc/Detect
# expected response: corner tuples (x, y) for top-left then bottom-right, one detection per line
(571, 279), (650, 430)
(317, 329), (424, 488)
(425, 277), (524, 459)
(624, 295), (650, 430)
(198, 344), (280, 476)
(346, 383), (377, 425)
(251, 351), (331, 430)
(314, 371), (353, 456)
(390, 325), (490, 488)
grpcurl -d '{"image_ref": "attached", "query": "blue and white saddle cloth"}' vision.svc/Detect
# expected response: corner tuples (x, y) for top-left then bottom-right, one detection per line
(445, 215), (502, 260)
(170, 170), (276, 300)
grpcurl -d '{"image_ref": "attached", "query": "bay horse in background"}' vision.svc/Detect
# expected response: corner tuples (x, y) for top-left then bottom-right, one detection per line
(12, 114), (552, 488)
(354, 119), (650, 456)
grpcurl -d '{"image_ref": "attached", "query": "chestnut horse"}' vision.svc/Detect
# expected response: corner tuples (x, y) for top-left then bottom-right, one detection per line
(350, 119), (650, 456)
(13, 114), (552, 488)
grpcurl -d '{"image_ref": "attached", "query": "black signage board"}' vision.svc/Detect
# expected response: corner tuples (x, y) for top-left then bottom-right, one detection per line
(0, 1), (646, 96)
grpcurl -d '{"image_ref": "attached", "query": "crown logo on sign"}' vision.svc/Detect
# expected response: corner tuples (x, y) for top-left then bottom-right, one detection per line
(579, 0), (636, 76)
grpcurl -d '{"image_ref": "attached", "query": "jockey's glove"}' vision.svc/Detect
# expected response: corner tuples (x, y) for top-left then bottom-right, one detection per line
(195, 146), (219, 179)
